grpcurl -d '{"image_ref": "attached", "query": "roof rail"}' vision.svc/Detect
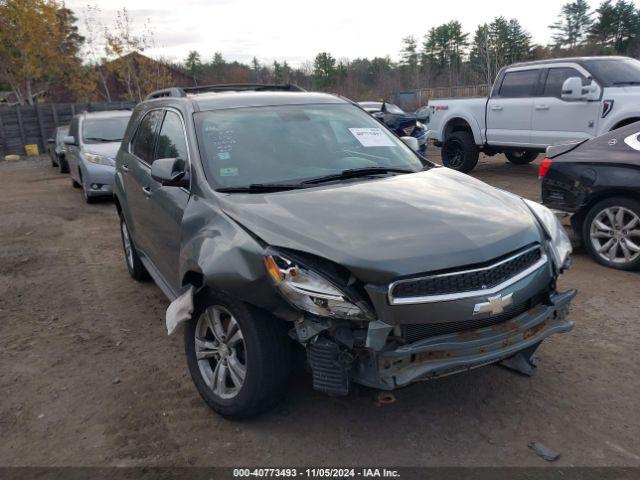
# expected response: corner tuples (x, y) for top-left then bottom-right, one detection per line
(145, 83), (305, 100)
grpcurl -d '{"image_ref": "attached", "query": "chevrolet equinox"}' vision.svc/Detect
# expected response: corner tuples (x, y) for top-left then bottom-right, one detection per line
(114, 84), (576, 419)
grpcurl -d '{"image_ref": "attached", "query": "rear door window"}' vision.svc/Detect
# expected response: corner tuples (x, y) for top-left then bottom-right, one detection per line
(498, 70), (540, 98)
(155, 111), (188, 162)
(543, 68), (588, 98)
(131, 110), (163, 163)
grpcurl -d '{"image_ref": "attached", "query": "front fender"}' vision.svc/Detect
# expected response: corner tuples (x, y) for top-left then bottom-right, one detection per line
(178, 195), (297, 320)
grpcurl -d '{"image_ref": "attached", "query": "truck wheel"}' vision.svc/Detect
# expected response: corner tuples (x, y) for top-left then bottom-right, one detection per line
(185, 290), (292, 419)
(119, 216), (150, 281)
(505, 150), (538, 164)
(441, 131), (479, 173)
(583, 197), (640, 271)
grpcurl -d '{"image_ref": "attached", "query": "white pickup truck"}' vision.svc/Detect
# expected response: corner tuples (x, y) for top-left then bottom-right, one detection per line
(427, 56), (640, 172)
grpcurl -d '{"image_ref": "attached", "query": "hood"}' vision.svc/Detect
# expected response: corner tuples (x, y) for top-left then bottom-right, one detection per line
(219, 168), (542, 284)
(83, 141), (121, 159)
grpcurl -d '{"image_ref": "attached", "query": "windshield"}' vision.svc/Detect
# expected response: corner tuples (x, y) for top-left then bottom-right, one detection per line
(384, 103), (405, 115)
(82, 116), (131, 144)
(195, 103), (424, 189)
(584, 58), (640, 87)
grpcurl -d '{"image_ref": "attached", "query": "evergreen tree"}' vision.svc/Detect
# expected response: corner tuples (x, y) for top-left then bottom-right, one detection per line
(185, 50), (202, 82)
(313, 52), (337, 89)
(589, 0), (640, 54)
(550, 0), (593, 49)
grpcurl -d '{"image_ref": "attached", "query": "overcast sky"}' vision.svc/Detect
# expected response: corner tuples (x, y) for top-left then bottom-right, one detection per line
(65, 0), (620, 66)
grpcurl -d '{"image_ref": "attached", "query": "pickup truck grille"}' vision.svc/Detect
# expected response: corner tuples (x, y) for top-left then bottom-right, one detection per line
(389, 245), (544, 303)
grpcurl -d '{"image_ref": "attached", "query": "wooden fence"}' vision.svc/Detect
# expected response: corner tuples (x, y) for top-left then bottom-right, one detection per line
(0, 101), (135, 156)
(395, 84), (491, 111)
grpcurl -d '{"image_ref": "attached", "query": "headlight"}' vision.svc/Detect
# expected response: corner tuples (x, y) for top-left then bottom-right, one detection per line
(264, 254), (367, 320)
(523, 199), (572, 271)
(84, 153), (112, 166)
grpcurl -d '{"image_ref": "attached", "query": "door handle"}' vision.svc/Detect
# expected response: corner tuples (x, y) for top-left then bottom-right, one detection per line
(121, 163), (129, 172)
(142, 186), (152, 196)
(491, 105), (503, 111)
(535, 105), (549, 110)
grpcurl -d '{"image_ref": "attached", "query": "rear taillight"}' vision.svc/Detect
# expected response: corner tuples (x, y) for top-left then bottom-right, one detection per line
(539, 158), (552, 178)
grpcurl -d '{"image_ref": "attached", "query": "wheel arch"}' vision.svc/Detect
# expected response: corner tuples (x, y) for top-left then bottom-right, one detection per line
(443, 116), (475, 140)
(610, 117), (640, 132)
(572, 188), (640, 238)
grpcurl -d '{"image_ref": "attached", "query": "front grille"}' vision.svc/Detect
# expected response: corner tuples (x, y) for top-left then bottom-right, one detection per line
(391, 245), (542, 300)
(403, 293), (545, 343)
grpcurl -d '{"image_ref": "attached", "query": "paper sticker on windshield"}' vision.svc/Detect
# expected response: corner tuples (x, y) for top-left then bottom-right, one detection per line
(220, 167), (238, 177)
(348, 128), (395, 147)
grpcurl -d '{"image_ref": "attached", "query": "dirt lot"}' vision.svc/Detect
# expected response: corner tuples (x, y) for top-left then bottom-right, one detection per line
(1, 152), (639, 467)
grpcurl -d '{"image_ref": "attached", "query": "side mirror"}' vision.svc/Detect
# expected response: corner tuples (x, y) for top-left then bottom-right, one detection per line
(561, 77), (600, 101)
(401, 136), (419, 152)
(63, 135), (76, 146)
(151, 157), (189, 188)
(47, 138), (55, 144)
(380, 101), (387, 113)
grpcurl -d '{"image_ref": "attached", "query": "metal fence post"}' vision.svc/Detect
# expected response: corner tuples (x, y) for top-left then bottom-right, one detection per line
(16, 105), (26, 148)
(51, 104), (59, 128)
(36, 105), (47, 152)
(0, 109), (7, 157)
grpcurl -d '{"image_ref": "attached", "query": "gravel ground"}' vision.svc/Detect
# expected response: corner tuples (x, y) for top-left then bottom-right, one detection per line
(1, 153), (639, 467)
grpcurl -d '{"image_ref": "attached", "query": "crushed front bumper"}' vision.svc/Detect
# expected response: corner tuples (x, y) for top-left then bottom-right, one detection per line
(352, 289), (576, 390)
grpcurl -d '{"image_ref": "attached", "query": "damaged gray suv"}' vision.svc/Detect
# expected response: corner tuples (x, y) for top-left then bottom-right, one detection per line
(114, 84), (576, 418)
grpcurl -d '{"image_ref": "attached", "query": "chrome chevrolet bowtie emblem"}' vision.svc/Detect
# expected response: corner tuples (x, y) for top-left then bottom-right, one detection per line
(473, 293), (513, 315)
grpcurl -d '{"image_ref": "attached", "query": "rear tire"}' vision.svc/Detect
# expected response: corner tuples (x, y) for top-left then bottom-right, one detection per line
(441, 131), (479, 173)
(582, 197), (640, 271)
(119, 216), (150, 281)
(58, 156), (69, 173)
(185, 290), (292, 419)
(505, 150), (538, 164)
(50, 154), (58, 167)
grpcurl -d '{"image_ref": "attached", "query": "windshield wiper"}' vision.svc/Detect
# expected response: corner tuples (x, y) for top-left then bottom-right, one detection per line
(216, 183), (307, 193)
(84, 137), (122, 142)
(612, 81), (640, 86)
(302, 166), (417, 185)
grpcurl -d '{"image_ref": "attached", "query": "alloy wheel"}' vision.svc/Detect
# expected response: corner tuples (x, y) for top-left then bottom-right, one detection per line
(194, 305), (246, 399)
(590, 206), (640, 265)
(444, 139), (464, 169)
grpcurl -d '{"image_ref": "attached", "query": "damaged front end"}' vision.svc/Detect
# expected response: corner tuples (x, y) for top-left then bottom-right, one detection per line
(267, 244), (575, 396)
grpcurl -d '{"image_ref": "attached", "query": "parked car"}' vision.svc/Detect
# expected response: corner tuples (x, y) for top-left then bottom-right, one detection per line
(359, 101), (428, 154)
(47, 126), (69, 173)
(64, 110), (132, 203)
(540, 122), (640, 270)
(428, 56), (640, 172)
(114, 83), (575, 419)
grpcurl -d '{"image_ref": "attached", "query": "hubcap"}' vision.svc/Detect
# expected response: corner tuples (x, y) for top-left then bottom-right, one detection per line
(121, 221), (134, 269)
(194, 305), (246, 399)
(590, 206), (640, 264)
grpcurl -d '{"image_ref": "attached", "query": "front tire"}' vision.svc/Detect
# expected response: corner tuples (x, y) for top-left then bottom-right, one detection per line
(582, 197), (640, 271)
(185, 290), (292, 419)
(119, 216), (150, 280)
(441, 131), (479, 173)
(505, 150), (538, 164)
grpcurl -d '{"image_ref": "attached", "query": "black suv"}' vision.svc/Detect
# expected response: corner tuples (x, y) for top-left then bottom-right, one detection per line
(114, 84), (575, 418)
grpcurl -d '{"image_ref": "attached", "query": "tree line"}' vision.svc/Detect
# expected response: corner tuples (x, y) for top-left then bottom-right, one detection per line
(1, 0), (639, 105)
(177, 0), (640, 99)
